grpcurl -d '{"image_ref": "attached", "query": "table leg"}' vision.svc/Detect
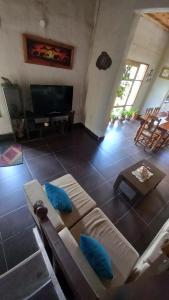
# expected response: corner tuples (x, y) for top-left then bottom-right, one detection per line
(114, 174), (123, 192)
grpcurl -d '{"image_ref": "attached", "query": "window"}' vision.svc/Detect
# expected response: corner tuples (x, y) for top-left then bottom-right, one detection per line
(112, 60), (148, 116)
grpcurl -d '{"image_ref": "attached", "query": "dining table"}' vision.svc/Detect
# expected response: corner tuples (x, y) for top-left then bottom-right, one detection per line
(135, 113), (169, 151)
(140, 114), (169, 133)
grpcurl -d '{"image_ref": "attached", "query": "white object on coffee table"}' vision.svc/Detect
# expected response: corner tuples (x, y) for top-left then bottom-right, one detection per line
(132, 166), (154, 183)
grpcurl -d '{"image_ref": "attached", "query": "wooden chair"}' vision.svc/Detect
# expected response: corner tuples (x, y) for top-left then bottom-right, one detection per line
(153, 107), (160, 116)
(145, 107), (154, 115)
(135, 116), (161, 151)
(153, 132), (169, 152)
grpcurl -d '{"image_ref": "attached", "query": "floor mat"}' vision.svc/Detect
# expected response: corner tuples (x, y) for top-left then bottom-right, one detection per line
(0, 142), (23, 167)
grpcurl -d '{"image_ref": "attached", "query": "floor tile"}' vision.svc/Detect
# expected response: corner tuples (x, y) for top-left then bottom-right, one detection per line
(0, 167), (32, 198)
(133, 189), (167, 225)
(30, 281), (60, 299)
(0, 189), (26, 217)
(0, 164), (32, 182)
(75, 169), (106, 193)
(23, 144), (51, 160)
(89, 148), (126, 169)
(47, 134), (77, 151)
(133, 227), (155, 255)
(69, 161), (100, 180)
(55, 146), (82, 169)
(26, 153), (65, 182)
(22, 138), (46, 147)
(101, 194), (131, 224)
(96, 156), (136, 180)
(115, 209), (148, 247)
(4, 226), (38, 270)
(0, 206), (34, 241)
(148, 204), (169, 235)
(89, 180), (118, 206)
(130, 149), (152, 162)
(156, 177), (169, 203)
(0, 243), (7, 275)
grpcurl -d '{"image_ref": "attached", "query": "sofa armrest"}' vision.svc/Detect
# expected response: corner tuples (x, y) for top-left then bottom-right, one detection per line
(24, 179), (64, 231)
(40, 218), (100, 300)
(59, 227), (105, 299)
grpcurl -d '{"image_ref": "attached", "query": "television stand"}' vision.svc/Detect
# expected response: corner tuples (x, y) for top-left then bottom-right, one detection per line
(25, 111), (74, 140)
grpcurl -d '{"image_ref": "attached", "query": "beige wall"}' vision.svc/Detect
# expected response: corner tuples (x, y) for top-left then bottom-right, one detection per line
(141, 40), (169, 113)
(84, 0), (169, 137)
(0, 0), (96, 134)
(127, 15), (169, 112)
(0, 87), (12, 134)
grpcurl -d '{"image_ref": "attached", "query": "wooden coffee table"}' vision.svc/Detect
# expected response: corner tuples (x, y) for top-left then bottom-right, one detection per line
(114, 160), (165, 200)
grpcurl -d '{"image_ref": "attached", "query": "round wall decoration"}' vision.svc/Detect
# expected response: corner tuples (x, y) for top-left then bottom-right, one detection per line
(96, 51), (112, 70)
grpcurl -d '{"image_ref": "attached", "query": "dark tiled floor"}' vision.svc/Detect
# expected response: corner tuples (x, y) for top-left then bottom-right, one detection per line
(0, 120), (169, 274)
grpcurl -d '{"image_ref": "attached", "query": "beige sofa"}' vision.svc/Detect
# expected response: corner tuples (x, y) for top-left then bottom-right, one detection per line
(24, 174), (169, 299)
(25, 174), (96, 231)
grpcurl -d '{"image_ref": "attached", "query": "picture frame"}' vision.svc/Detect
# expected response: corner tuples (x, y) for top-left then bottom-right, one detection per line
(23, 34), (74, 69)
(159, 67), (169, 80)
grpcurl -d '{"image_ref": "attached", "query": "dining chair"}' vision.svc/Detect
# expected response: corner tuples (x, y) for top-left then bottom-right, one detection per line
(153, 107), (160, 116)
(145, 107), (154, 115)
(153, 132), (169, 152)
(135, 116), (161, 151)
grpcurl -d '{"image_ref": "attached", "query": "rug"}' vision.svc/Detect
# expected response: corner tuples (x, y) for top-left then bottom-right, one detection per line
(0, 143), (23, 167)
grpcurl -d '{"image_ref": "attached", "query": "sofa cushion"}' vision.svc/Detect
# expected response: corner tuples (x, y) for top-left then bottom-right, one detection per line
(58, 227), (106, 299)
(80, 235), (113, 280)
(49, 174), (96, 228)
(45, 183), (72, 213)
(24, 179), (64, 231)
(70, 208), (139, 288)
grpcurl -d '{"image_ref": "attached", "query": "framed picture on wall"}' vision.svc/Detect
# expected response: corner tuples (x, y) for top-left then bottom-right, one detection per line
(159, 67), (169, 80)
(23, 34), (74, 69)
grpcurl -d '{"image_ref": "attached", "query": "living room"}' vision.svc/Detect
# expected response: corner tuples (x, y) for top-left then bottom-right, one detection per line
(0, 1), (169, 299)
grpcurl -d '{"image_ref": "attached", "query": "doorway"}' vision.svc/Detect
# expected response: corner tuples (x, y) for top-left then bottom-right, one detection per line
(112, 60), (148, 117)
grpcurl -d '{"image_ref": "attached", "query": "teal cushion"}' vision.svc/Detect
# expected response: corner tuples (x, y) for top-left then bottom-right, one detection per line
(80, 235), (113, 280)
(45, 182), (72, 213)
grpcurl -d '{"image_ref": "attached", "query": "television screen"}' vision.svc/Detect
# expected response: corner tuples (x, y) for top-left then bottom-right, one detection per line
(30, 85), (73, 116)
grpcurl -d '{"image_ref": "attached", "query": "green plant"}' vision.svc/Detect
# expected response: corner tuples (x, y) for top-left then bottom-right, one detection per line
(131, 108), (138, 114)
(125, 109), (132, 119)
(123, 65), (132, 80)
(131, 108), (139, 120)
(116, 66), (132, 99)
(110, 112), (117, 123)
(116, 85), (125, 98)
(121, 110), (127, 118)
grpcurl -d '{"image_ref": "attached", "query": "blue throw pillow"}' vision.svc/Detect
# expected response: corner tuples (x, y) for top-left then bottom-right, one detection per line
(45, 182), (72, 213)
(80, 235), (113, 280)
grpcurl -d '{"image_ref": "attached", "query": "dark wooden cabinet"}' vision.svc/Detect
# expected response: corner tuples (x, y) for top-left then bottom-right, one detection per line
(1, 83), (75, 141)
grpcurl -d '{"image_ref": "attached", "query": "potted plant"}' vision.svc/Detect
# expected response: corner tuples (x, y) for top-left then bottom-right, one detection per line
(131, 108), (139, 120)
(125, 109), (132, 120)
(116, 85), (126, 99)
(110, 112), (117, 124)
(119, 110), (126, 122)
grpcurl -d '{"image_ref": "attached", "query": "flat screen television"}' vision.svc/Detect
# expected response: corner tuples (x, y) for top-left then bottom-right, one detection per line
(30, 85), (73, 116)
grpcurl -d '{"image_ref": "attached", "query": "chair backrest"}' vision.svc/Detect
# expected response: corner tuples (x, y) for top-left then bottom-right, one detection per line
(143, 116), (161, 134)
(153, 107), (160, 116)
(145, 107), (154, 115)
